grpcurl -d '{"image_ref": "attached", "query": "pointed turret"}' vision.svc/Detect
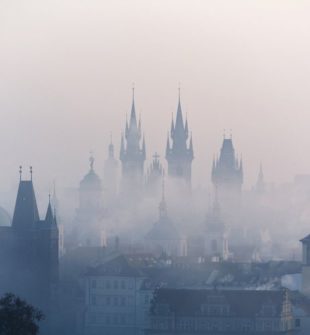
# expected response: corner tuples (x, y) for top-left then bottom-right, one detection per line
(212, 135), (243, 191)
(12, 167), (39, 231)
(120, 88), (146, 195)
(165, 89), (194, 187)
(45, 196), (56, 226)
(255, 162), (265, 194)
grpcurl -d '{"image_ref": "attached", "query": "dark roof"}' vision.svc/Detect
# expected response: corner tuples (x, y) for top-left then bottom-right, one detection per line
(152, 288), (287, 317)
(85, 255), (144, 277)
(12, 180), (39, 230)
(80, 169), (102, 191)
(300, 234), (310, 243)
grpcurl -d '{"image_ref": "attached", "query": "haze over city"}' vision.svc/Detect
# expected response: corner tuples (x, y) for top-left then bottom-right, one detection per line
(2, 1), (310, 335)
(1, 0), (310, 198)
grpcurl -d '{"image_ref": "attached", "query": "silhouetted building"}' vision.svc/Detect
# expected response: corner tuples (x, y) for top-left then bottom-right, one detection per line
(166, 91), (193, 189)
(84, 255), (145, 335)
(145, 181), (187, 257)
(120, 89), (146, 197)
(0, 168), (59, 321)
(255, 163), (265, 194)
(74, 155), (105, 247)
(145, 152), (163, 197)
(204, 196), (229, 261)
(212, 136), (243, 193)
(146, 288), (294, 334)
(103, 138), (119, 206)
(301, 235), (310, 297)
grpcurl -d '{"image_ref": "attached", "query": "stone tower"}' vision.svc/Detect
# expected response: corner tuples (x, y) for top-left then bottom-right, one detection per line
(120, 88), (146, 196)
(166, 90), (193, 188)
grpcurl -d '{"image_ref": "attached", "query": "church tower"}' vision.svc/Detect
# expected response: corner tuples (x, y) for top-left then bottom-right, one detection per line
(166, 90), (193, 188)
(212, 135), (243, 197)
(203, 193), (229, 261)
(74, 154), (105, 247)
(120, 88), (146, 195)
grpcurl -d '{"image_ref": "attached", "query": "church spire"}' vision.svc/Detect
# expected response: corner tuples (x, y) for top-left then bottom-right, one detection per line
(166, 87), (193, 186)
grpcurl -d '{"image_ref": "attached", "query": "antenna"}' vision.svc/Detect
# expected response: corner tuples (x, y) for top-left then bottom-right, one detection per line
(19, 166), (22, 181)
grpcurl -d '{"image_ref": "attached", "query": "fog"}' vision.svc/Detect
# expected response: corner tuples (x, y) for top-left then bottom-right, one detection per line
(1, 0), (310, 203)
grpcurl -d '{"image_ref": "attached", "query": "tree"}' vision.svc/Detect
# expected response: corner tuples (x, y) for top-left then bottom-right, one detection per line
(0, 293), (44, 335)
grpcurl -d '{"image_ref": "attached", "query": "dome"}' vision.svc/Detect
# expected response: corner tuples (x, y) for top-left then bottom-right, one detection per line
(80, 169), (102, 191)
(0, 207), (12, 226)
(145, 217), (180, 241)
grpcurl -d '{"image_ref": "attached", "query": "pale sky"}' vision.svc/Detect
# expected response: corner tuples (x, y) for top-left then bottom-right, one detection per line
(1, 0), (310, 198)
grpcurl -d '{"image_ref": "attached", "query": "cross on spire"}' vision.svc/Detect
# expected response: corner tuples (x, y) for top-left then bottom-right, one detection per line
(19, 166), (22, 181)
(30, 166), (33, 180)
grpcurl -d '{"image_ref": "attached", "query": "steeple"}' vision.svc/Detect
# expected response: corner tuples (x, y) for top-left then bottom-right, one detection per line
(12, 167), (39, 231)
(120, 87), (146, 194)
(166, 88), (194, 186)
(256, 162), (265, 194)
(212, 135), (243, 192)
(109, 134), (114, 158)
(45, 194), (56, 225)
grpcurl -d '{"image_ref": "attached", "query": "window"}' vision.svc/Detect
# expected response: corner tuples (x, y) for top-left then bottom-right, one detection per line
(113, 280), (118, 289)
(121, 297), (126, 306)
(114, 296), (118, 306)
(106, 296), (111, 306)
(121, 280), (126, 289)
(295, 319), (301, 328)
(91, 279), (96, 289)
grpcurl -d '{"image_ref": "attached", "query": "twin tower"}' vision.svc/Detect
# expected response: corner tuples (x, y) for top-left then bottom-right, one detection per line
(119, 89), (243, 196)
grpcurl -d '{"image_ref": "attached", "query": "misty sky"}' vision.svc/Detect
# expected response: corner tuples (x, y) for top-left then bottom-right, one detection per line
(1, 0), (310, 200)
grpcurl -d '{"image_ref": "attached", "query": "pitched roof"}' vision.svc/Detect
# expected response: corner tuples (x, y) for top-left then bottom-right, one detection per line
(12, 180), (39, 230)
(152, 288), (287, 318)
(85, 255), (144, 277)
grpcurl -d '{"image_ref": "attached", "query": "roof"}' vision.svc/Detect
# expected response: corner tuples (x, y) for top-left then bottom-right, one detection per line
(300, 234), (310, 243)
(145, 217), (180, 240)
(85, 255), (144, 277)
(12, 180), (39, 230)
(151, 288), (287, 318)
(80, 169), (102, 191)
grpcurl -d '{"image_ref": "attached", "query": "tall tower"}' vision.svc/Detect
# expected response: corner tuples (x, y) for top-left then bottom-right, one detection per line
(74, 154), (105, 247)
(103, 137), (118, 206)
(166, 90), (193, 188)
(120, 88), (146, 195)
(203, 193), (229, 261)
(212, 135), (243, 195)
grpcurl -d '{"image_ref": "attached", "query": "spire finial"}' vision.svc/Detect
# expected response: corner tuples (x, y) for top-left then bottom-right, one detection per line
(30, 166), (33, 180)
(230, 129), (232, 139)
(132, 82), (135, 101)
(48, 192), (51, 204)
(19, 166), (22, 181)
(178, 82), (181, 102)
(89, 152), (94, 170)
